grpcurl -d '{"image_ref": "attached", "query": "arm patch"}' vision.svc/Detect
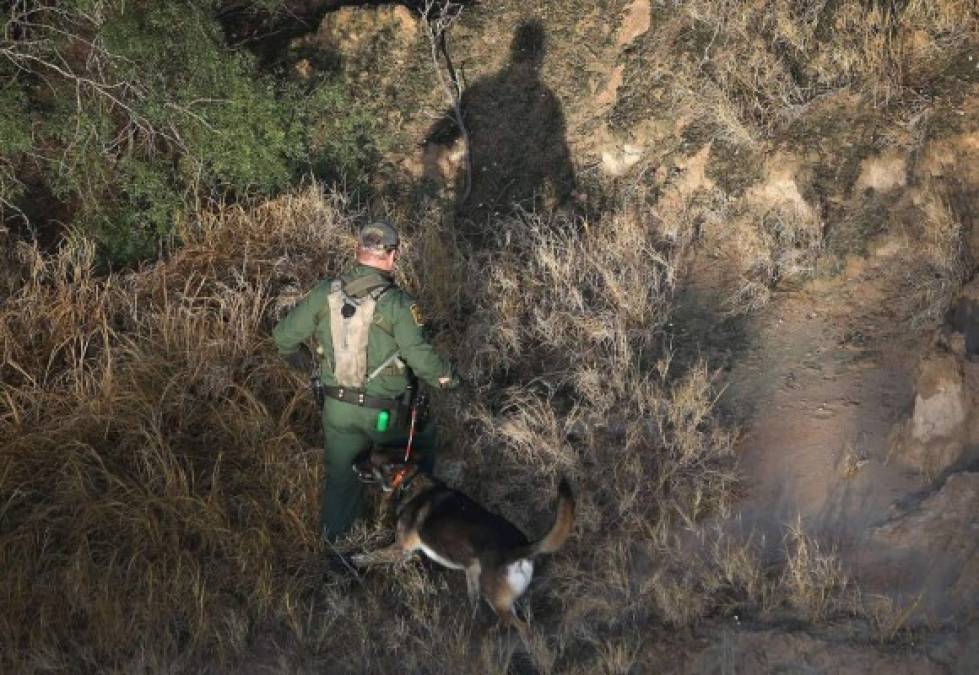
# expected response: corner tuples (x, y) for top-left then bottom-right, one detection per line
(410, 303), (424, 326)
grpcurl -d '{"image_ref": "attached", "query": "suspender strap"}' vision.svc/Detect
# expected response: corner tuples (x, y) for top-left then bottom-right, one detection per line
(343, 275), (392, 298)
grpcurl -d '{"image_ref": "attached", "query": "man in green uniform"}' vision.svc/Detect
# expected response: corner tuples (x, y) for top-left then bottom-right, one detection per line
(273, 221), (459, 542)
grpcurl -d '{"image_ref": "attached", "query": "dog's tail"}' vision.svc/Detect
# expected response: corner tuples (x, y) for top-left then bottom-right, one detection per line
(509, 478), (575, 560)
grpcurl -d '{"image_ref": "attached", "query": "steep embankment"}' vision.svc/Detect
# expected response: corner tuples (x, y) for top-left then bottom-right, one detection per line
(310, 0), (979, 667)
(718, 118), (979, 621)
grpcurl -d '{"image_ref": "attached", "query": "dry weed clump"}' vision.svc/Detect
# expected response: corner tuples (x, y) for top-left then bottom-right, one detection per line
(780, 522), (856, 622)
(0, 182), (745, 671)
(1, 186), (354, 671)
(666, 0), (978, 134)
(635, 520), (866, 632)
(898, 192), (972, 329)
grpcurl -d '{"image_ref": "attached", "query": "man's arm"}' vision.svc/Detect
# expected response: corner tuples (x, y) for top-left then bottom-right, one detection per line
(272, 282), (330, 356)
(390, 292), (458, 389)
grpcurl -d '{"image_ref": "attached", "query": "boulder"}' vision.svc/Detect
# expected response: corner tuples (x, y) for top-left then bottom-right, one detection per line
(855, 149), (907, 194)
(890, 347), (978, 476)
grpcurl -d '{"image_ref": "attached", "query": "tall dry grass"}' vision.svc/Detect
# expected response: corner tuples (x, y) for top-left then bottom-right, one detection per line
(2, 183), (877, 672)
(664, 0), (978, 136)
(1, 190), (349, 671)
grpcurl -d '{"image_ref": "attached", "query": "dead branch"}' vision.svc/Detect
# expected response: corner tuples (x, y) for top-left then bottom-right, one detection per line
(419, 1), (472, 204)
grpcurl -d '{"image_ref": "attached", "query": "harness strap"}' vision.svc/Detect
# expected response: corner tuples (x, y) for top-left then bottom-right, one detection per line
(343, 274), (389, 298)
(366, 351), (403, 383)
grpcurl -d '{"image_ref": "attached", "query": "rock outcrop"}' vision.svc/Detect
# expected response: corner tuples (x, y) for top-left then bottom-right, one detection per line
(890, 339), (979, 476)
(869, 472), (979, 619)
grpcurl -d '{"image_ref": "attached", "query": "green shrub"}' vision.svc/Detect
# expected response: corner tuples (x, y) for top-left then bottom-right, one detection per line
(1, 1), (378, 267)
(0, 88), (31, 216)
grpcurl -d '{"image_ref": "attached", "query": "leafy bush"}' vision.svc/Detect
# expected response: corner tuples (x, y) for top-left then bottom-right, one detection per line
(1, 1), (379, 267)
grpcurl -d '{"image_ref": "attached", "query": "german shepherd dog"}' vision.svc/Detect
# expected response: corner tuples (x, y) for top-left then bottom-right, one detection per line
(351, 450), (575, 631)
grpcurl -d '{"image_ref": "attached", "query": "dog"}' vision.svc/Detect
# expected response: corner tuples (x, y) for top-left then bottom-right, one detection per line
(351, 450), (575, 631)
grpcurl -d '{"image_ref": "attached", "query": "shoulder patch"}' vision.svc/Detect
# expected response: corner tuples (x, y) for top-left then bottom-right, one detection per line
(409, 303), (424, 326)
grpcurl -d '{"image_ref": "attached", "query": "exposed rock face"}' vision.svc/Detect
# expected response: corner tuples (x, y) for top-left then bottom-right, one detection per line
(910, 351), (968, 441)
(891, 345), (979, 476)
(745, 153), (818, 225)
(600, 142), (644, 177)
(855, 149), (907, 194)
(615, 0), (651, 49)
(868, 473), (979, 619)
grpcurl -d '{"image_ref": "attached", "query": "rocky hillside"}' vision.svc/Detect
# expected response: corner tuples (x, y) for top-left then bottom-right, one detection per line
(286, 0), (979, 669)
(2, 1), (978, 672)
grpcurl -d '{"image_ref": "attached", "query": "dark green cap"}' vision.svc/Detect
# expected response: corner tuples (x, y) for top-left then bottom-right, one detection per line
(358, 220), (399, 251)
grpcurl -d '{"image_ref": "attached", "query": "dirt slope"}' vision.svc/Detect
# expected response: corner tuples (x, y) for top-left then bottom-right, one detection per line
(721, 252), (921, 552)
(310, 0), (979, 667)
(715, 244), (979, 626)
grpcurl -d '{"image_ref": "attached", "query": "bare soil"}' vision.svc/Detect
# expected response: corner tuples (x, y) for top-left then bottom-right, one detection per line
(714, 246), (978, 623)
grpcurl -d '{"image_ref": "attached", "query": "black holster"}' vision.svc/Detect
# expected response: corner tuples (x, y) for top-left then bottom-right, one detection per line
(391, 387), (413, 429)
(394, 381), (431, 430)
(310, 375), (325, 410)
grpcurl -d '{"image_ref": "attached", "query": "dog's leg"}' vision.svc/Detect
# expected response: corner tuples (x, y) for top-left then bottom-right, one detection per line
(490, 601), (529, 638)
(465, 562), (482, 618)
(351, 524), (424, 568)
(506, 612), (529, 638)
(488, 583), (529, 636)
(350, 544), (411, 567)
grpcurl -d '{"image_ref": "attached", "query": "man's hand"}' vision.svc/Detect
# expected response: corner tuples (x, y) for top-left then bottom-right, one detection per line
(286, 344), (315, 373)
(437, 374), (464, 390)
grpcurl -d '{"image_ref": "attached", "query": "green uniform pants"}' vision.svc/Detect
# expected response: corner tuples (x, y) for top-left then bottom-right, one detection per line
(320, 397), (436, 542)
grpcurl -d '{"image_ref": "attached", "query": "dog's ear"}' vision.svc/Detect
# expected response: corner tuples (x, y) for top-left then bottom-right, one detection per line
(370, 447), (403, 467)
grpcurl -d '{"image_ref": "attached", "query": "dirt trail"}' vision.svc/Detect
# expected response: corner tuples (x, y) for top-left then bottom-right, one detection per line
(703, 250), (978, 618)
(721, 264), (921, 552)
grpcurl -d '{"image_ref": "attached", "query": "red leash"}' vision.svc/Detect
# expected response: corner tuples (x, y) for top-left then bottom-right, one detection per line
(403, 402), (418, 463)
(388, 398), (419, 494)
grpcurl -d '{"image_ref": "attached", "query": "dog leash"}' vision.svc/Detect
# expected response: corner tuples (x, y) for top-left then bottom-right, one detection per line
(389, 390), (424, 495)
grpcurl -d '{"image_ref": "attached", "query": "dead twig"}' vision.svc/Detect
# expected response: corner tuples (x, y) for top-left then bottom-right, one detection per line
(419, 1), (472, 204)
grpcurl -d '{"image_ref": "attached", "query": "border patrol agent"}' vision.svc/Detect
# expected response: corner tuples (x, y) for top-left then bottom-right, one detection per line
(273, 221), (459, 541)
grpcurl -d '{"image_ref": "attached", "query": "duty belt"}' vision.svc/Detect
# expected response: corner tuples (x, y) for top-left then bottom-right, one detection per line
(323, 385), (399, 410)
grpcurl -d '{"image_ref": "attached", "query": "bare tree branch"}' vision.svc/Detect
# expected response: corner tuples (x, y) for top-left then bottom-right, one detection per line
(419, 1), (472, 204)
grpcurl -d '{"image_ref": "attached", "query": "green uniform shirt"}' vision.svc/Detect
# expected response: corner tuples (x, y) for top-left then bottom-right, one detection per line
(272, 264), (458, 398)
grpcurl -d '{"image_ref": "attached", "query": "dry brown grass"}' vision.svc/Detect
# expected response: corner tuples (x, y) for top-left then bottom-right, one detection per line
(6, 1), (975, 669)
(780, 520), (856, 622)
(867, 592), (926, 645)
(0, 183), (738, 672)
(650, 0), (978, 135)
(1, 189), (341, 672)
(0, 171), (922, 671)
